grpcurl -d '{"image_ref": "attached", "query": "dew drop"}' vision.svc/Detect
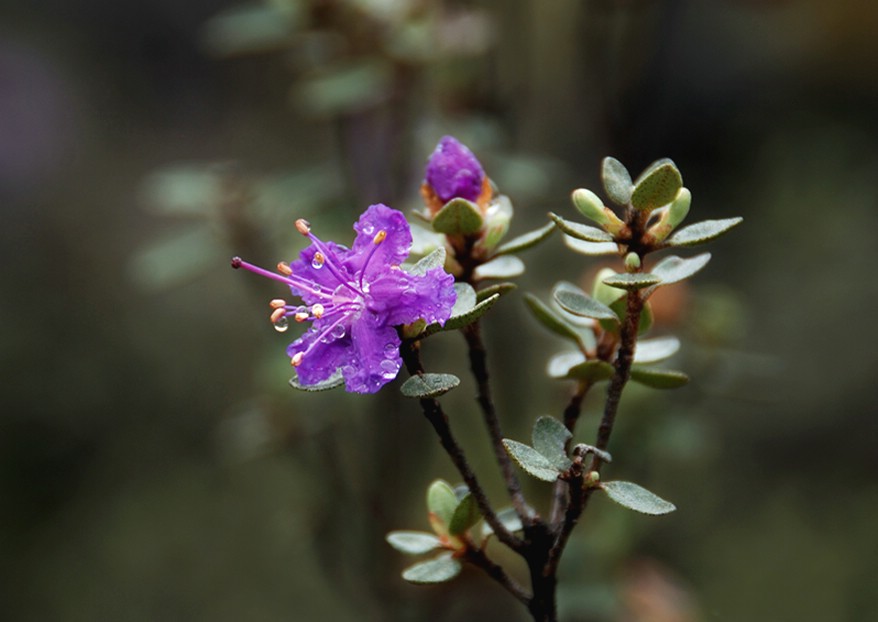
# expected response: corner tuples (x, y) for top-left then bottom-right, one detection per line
(331, 325), (346, 339)
(362, 224), (374, 235)
(311, 256), (324, 270)
(273, 317), (290, 333)
(384, 343), (396, 357)
(379, 359), (398, 378)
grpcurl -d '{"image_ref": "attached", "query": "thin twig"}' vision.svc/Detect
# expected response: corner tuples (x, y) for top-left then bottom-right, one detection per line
(399, 339), (525, 553)
(462, 321), (530, 522)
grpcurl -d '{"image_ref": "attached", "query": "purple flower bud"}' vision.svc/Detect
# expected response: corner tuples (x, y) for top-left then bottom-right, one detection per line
(424, 136), (486, 204)
(233, 204), (457, 393)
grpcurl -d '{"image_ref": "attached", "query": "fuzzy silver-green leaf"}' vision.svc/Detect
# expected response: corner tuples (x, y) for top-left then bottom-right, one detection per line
(549, 213), (614, 242)
(473, 255), (525, 280)
(602, 157), (633, 205)
(432, 198), (484, 235)
(494, 221), (556, 256)
(502, 439), (563, 482)
(400, 373), (460, 398)
(553, 281), (618, 321)
(386, 531), (443, 555)
(666, 217), (743, 247)
(402, 553), (462, 584)
(601, 481), (676, 515)
(629, 367), (689, 389)
(631, 160), (682, 211)
(532, 416), (572, 470)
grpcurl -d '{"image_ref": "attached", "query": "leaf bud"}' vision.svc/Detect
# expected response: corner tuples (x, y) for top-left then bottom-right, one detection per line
(571, 188), (626, 235)
(624, 252), (641, 273)
(643, 187), (692, 245)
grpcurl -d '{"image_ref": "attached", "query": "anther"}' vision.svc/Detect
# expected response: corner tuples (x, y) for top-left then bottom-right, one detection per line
(312, 252), (325, 268)
(311, 303), (325, 319)
(373, 230), (387, 244)
(290, 352), (304, 367)
(269, 299), (286, 309)
(294, 312), (309, 323)
(270, 308), (286, 323)
(277, 261), (292, 276)
(295, 219), (311, 235)
(230, 256), (242, 269)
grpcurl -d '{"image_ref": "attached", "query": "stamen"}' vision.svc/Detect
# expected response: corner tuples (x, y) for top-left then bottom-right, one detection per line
(311, 304), (325, 319)
(231, 256), (243, 269)
(291, 352), (304, 367)
(295, 219), (311, 235)
(269, 299), (286, 309)
(270, 308), (286, 323)
(233, 257), (333, 300)
(294, 312), (309, 323)
(359, 229), (386, 289)
(304, 232), (365, 298)
(312, 252), (325, 269)
(277, 261), (292, 276)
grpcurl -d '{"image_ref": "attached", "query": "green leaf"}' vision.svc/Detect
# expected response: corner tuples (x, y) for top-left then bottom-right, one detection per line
(494, 221), (556, 256)
(523, 294), (584, 346)
(443, 294), (500, 331)
(602, 272), (662, 290)
(634, 336), (681, 364)
(289, 369), (344, 392)
(650, 253), (711, 288)
(481, 506), (525, 539)
(451, 282), (477, 316)
(426, 480), (458, 526)
(601, 157), (633, 206)
(565, 360), (616, 382)
(476, 282), (517, 303)
(448, 493), (481, 536)
(564, 235), (619, 256)
(601, 481), (676, 515)
(432, 198), (484, 235)
(386, 531), (443, 555)
(546, 351), (585, 379)
(408, 247), (447, 276)
(549, 213), (614, 242)
(532, 416), (573, 469)
(666, 217), (743, 247)
(473, 255), (525, 280)
(631, 161), (683, 211)
(553, 281), (618, 321)
(400, 373), (460, 398)
(502, 439), (564, 482)
(402, 553), (462, 584)
(630, 367), (689, 389)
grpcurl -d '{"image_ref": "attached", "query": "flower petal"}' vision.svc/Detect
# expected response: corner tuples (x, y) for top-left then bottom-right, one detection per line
(349, 204), (412, 274)
(425, 136), (485, 203)
(286, 327), (351, 385)
(367, 267), (457, 326)
(289, 241), (352, 301)
(343, 318), (401, 393)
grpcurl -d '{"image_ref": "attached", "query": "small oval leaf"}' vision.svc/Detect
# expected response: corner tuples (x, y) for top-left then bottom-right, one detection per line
(547, 351), (585, 379)
(564, 235), (619, 256)
(602, 272), (662, 290)
(667, 217), (743, 247)
(290, 369), (344, 392)
(631, 161), (683, 211)
(473, 255), (525, 280)
(565, 360), (616, 382)
(650, 253), (711, 288)
(630, 367), (689, 389)
(601, 481), (676, 515)
(494, 221), (556, 256)
(386, 531), (443, 555)
(549, 213), (614, 242)
(476, 282), (517, 303)
(602, 157), (633, 206)
(427, 480), (458, 526)
(481, 506), (526, 539)
(502, 439), (563, 482)
(432, 198), (484, 235)
(634, 336), (681, 364)
(553, 281), (619, 321)
(401, 373), (461, 398)
(448, 493), (481, 536)
(523, 294), (584, 346)
(402, 553), (462, 584)
(408, 247), (447, 276)
(532, 416), (573, 469)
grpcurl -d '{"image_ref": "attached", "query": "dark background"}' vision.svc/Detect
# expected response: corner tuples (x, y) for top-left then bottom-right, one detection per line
(2, 1), (877, 620)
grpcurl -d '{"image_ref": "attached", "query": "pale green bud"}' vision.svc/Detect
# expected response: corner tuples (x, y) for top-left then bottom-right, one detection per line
(592, 267), (623, 307)
(644, 187), (692, 244)
(572, 188), (609, 225)
(624, 252), (641, 273)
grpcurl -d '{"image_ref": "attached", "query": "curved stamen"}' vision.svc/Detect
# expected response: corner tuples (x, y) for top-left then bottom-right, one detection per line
(304, 232), (365, 298)
(359, 230), (386, 289)
(232, 257), (332, 300)
(290, 313), (350, 366)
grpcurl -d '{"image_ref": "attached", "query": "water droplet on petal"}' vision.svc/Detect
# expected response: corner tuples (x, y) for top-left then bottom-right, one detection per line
(362, 224), (374, 235)
(273, 317), (289, 333)
(379, 359), (398, 378)
(332, 325), (346, 339)
(311, 256), (324, 270)
(384, 343), (396, 356)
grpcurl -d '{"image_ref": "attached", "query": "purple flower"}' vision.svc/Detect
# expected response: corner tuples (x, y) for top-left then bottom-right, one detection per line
(423, 136), (487, 206)
(232, 204), (456, 394)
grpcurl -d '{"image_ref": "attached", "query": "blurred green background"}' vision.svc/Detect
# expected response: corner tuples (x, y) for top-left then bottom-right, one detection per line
(2, 1), (877, 620)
